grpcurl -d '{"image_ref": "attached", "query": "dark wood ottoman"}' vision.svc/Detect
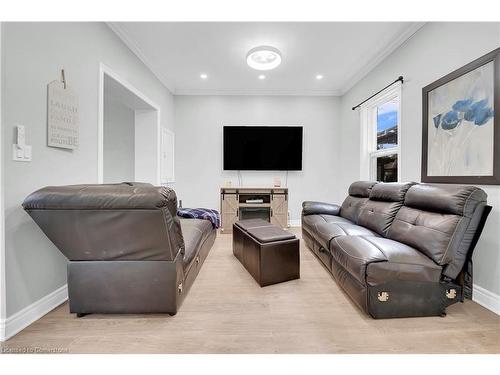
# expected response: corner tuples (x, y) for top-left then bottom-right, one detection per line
(233, 219), (300, 287)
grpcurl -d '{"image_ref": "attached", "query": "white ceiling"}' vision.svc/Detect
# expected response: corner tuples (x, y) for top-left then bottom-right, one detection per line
(109, 22), (424, 96)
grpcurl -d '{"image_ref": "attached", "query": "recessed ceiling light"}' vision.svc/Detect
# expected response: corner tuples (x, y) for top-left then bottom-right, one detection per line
(246, 46), (282, 71)
(316, 74), (324, 80)
(258, 74), (266, 80)
(200, 73), (208, 79)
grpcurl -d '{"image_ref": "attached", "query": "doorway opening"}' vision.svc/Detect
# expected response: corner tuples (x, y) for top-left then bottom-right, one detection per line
(98, 64), (161, 185)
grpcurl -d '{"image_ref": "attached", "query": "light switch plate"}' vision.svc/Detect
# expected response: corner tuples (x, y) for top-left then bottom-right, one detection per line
(16, 125), (26, 147)
(24, 145), (32, 160)
(12, 124), (32, 162)
(12, 144), (32, 162)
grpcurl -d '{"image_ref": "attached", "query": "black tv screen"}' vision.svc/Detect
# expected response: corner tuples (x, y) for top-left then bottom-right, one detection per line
(223, 126), (303, 171)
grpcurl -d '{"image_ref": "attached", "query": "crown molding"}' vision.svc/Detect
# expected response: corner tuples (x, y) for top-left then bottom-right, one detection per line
(174, 88), (341, 96)
(339, 22), (426, 95)
(108, 22), (426, 98)
(106, 22), (175, 94)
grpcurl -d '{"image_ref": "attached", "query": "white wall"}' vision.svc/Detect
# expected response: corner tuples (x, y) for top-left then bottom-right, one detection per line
(174, 95), (341, 224)
(2, 22), (174, 319)
(339, 22), (500, 298)
(0, 22), (6, 338)
(135, 110), (160, 184)
(103, 98), (135, 183)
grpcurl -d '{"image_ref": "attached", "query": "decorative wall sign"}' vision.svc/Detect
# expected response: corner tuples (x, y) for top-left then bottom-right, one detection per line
(47, 78), (79, 149)
(422, 48), (500, 184)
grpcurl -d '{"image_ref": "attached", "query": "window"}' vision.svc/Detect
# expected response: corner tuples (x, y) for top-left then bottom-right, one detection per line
(359, 84), (401, 182)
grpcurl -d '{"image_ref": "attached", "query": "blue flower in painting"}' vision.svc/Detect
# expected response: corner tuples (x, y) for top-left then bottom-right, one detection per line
(433, 98), (493, 130)
(452, 99), (473, 112)
(433, 114), (442, 128)
(464, 99), (488, 122)
(474, 107), (494, 126)
(441, 110), (461, 130)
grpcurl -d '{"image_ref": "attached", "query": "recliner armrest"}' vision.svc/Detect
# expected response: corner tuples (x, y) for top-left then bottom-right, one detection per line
(302, 201), (341, 216)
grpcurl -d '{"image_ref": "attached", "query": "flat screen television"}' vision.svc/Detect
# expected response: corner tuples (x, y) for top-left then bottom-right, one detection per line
(223, 126), (303, 171)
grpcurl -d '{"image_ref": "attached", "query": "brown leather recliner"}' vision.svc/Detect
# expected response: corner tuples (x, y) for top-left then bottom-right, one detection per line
(22, 183), (216, 316)
(302, 181), (491, 318)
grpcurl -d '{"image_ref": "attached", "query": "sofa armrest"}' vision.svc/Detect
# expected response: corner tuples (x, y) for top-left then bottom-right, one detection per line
(302, 201), (341, 216)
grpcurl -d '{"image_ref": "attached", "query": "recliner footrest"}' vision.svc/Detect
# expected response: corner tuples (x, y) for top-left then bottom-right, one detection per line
(367, 281), (462, 319)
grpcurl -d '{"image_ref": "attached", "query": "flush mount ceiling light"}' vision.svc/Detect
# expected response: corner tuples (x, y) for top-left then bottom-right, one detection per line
(246, 46), (282, 71)
(316, 74), (324, 80)
(200, 73), (208, 79)
(258, 74), (266, 80)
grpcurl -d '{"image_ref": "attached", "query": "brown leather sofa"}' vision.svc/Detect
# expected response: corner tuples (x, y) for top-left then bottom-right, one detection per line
(22, 182), (216, 316)
(302, 181), (491, 318)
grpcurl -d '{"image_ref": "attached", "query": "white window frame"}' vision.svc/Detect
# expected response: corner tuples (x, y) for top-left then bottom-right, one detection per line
(359, 83), (402, 182)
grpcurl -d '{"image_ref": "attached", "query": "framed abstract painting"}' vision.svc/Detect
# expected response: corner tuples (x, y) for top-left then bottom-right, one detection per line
(422, 48), (500, 184)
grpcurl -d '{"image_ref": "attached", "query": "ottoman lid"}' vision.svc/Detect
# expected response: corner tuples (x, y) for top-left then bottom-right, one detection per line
(235, 219), (273, 231)
(247, 226), (296, 243)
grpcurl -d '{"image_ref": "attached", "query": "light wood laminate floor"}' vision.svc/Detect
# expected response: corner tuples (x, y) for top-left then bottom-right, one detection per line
(2, 228), (500, 354)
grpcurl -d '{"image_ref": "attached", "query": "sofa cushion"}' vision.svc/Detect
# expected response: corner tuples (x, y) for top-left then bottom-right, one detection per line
(302, 214), (355, 248)
(340, 196), (369, 224)
(314, 222), (379, 249)
(181, 218), (213, 271)
(368, 181), (415, 202)
(329, 236), (387, 284)
(363, 237), (442, 286)
(330, 235), (442, 286)
(404, 184), (486, 217)
(387, 184), (487, 275)
(357, 182), (415, 236)
(348, 181), (379, 197)
(340, 181), (378, 223)
(387, 206), (461, 265)
(302, 214), (352, 231)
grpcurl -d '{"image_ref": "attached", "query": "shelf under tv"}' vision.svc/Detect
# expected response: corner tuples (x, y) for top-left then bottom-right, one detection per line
(220, 186), (288, 233)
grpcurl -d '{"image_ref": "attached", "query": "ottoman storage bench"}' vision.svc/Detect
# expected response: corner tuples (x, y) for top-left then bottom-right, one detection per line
(233, 219), (300, 287)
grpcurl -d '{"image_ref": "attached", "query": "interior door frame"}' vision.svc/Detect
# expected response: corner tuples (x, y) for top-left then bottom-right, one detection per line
(97, 62), (162, 185)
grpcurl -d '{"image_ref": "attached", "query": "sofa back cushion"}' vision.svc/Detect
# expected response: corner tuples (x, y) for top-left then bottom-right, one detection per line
(357, 182), (415, 236)
(340, 181), (378, 223)
(22, 183), (185, 261)
(387, 184), (487, 279)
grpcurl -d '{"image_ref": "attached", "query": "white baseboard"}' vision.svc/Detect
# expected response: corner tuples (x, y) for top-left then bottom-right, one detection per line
(473, 284), (500, 316)
(0, 316), (5, 342)
(289, 219), (301, 227)
(0, 284), (68, 342)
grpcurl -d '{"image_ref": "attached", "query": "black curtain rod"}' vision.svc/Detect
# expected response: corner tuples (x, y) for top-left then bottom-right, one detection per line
(351, 76), (404, 110)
